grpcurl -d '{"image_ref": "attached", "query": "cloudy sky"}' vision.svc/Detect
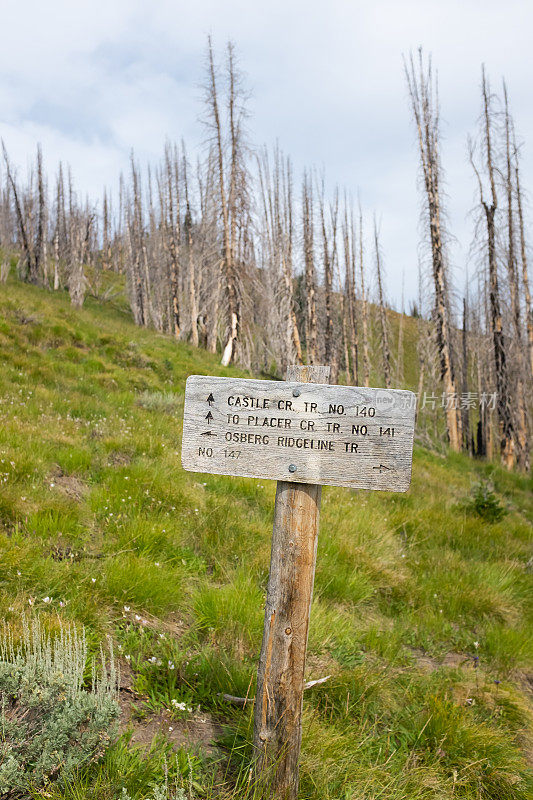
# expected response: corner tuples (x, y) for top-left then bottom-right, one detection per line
(1, 0), (531, 306)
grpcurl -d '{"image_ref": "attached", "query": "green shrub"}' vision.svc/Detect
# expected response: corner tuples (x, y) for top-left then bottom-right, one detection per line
(467, 481), (507, 522)
(0, 615), (119, 797)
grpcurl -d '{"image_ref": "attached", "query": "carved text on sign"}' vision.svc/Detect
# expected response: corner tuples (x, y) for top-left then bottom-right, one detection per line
(182, 376), (416, 491)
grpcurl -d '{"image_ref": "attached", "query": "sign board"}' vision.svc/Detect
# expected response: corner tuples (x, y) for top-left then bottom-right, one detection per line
(182, 375), (416, 491)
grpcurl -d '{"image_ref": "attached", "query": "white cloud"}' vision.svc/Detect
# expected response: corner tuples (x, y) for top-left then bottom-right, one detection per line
(1, 0), (531, 306)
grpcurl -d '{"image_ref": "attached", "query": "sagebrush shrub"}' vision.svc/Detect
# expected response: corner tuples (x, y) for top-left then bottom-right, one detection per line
(0, 615), (120, 797)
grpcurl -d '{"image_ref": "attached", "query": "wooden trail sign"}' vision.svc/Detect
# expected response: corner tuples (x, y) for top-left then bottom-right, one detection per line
(182, 374), (416, 491)
(181, 367), (416, 800)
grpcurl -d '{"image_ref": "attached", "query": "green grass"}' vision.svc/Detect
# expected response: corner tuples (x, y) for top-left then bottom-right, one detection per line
(0, 277), (532, 799)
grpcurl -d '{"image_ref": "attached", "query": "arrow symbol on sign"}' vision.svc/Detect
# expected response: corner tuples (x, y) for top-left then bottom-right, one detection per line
(205, 411), (213, 424)
(201, 430), (217, 436)
(373, 464), (392, 473)
(206, 393), (215, 405)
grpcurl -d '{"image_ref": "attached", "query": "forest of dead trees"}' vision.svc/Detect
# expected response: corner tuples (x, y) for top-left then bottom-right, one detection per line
(0, 43), (531, 471)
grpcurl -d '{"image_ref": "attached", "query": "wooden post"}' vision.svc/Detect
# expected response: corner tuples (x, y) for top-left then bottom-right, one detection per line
(253, 364), (330, 799)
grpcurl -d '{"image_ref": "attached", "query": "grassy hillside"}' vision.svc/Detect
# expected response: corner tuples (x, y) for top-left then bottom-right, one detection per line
(0, 278), (532, 800)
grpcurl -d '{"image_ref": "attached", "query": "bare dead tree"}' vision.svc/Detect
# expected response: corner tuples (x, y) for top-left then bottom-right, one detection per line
(302, 170), (318, 364)
(204, 38), (249, 366)
(358, 206), (371, 387)
(373, 218), (392, 388)
(342, 199), (359, 384)
(102, 188), (112, 273)
(405, 49), (462, 451)
(318, 178), (339, 375)
(396, 272), (405, 386)
(514, 131), (533, 382)
(257, 147), (302, 371)
(36, 145), (48, 286)
(164, 143), (181, 339)
(461, 295), (471, 453)
(2, 142), (37, 283)
(503, 83), (529, 470)
(182, 144), (199, 346)
(470, 66), (515, 467)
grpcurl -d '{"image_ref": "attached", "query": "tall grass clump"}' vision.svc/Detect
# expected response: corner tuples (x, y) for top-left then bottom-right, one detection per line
(0, 615), (119, 797)
(136, 390), (182, 414)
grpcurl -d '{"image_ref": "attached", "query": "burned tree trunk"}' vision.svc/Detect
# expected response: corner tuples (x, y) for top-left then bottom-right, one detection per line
(2, 143), (37, 283)
(515, 142), (533, 383)
(183, 147), (199, 347)
(503, 84), (529, 470)
(258, 149), (302, 369)
(461, 296), (471, 453)
(165, 144), (181, 339)
(302, 172), (318, 364)
(342, 203), (358, 384)
(319, 181), (338, 371)
(471, 67), (515, 467)
(36, 145), (47, 285)
(374, 220), (391, 389)
(359, 207), (370, 387)
(405, 50), (462, 450)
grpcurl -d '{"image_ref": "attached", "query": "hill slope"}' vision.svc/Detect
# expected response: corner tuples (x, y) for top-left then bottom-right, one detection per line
(0, 279), (532, 799)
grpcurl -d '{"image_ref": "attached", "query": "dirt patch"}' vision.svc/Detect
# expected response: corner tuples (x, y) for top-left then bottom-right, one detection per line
(121, 609), (189, 640)
(118, 661), (224, 755)
(119, 700), (225, 755)
(517, 671), (533, 699)
(12, 310), (41, 326)
(304, 651), (339, 683)
(50, 467), (88, 501)
(411, 648), (470, 671)
(107, 451), (132, 467)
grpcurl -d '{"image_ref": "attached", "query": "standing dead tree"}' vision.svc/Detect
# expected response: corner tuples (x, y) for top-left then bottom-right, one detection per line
(204, 38), (249, 366)
(341, 200), (359, 384)
(405, 50), (462, 451)
(395, 272), (405, 387)
(373, 219), (392, 388)
(469, 67), (515, 468)
(164, 142), (181, 339)
(182, 145), (199, 347)
(302, 171), (318, 365)
(461, 294), (471, 453)
(36, 145), (48, 286)
(503, 83), (529, 470)
(257, 148), (303, 372)
(2, 143), (40, 284)
(317, 181), (340, 381)
(358, 206), (371, 387)
(514, 130), (533, 383)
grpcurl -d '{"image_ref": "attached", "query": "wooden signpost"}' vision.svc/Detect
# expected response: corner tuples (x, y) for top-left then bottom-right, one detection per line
(182, 366), (416, 799)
